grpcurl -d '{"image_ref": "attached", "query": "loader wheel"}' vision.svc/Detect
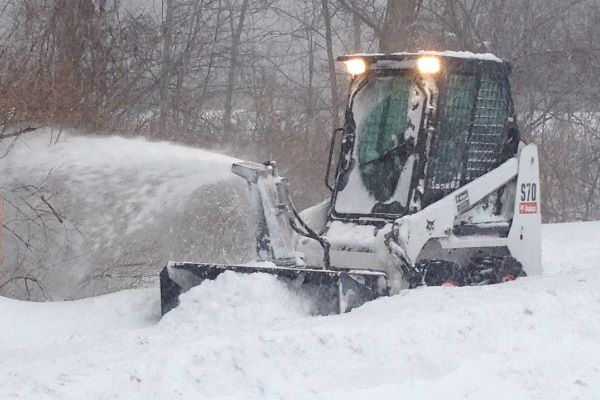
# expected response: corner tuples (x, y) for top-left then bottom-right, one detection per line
(497, 256), (526, 282)
(465, 256), (525, 286)
(415, 259), (464, 287)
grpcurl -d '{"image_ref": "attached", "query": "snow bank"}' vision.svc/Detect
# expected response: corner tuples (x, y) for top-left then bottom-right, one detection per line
(1, 221), (599, 399)
(160, 271), (311, 327)
(542, 221), (600, 274)
(0, 288), (160, 350)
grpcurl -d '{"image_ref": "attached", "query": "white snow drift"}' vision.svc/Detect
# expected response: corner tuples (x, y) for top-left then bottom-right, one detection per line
(1, 221), (600, 399)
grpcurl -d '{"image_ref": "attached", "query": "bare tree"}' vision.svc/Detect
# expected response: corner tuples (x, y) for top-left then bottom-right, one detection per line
(379, 0), (420, 52)
(158, 0), (175, 137)
(223, 0), (250, 132)
(321, 0), (340, 129)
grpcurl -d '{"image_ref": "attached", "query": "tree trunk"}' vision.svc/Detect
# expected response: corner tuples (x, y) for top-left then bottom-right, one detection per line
(54, 0), (84, 122)
(223, 0), (249, 133)
(306, 32), (315, 121)
(159, 0), (174, 137)
(321, 0), (340, 129)
(352, 2), (361, 52)
(379, 0), (419, 53)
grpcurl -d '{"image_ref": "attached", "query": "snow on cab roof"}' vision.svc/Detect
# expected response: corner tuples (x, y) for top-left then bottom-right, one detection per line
(338, 50), (503, 63)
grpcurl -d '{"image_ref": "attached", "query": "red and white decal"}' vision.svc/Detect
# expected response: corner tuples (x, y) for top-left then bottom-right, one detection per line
(519, 182), (538, 214)
(519, 202), (538, 214)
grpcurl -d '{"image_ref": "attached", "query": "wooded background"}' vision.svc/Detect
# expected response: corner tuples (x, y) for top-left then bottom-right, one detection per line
(1, 0), (599, 221)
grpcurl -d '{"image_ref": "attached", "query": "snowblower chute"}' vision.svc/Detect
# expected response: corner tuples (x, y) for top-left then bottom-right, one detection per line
(160, 51), (542, 316)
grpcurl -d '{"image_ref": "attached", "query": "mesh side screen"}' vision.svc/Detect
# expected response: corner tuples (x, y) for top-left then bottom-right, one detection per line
(465, 75), (509, 181)
(425, 72), (510, 204)
(428, 74), (476, 192)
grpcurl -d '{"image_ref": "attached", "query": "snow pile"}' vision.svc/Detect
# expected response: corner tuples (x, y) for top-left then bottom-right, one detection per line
(1, 221), (599, 399)
(542, 221), (600, 274)
(161, 271), (311, 326)
(0, 129), (254, 300)
(0, 288), (159, 350)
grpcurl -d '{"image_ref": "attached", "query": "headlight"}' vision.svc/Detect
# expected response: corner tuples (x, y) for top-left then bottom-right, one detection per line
(417, 56), (441, 74)
(343, 58), (366, 76)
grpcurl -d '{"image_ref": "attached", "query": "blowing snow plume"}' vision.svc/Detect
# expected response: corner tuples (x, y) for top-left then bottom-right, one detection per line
(0, 129), (254, 301)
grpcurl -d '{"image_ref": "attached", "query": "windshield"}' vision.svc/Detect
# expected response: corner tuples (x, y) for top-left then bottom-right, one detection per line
(334, 74), (425, 217)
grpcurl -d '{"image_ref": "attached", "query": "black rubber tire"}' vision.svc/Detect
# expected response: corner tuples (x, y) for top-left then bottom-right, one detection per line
(465, 256), (525, 285)
(413, 259), (464, 287)
(411, 256), (525, 288)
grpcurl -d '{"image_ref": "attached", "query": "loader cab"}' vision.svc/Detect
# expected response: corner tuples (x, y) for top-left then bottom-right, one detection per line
(329, 52), (519, 222)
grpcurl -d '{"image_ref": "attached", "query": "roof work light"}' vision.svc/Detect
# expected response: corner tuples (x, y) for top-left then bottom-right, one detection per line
(417, 56), (441, 74)
(343, 58), (367, 76)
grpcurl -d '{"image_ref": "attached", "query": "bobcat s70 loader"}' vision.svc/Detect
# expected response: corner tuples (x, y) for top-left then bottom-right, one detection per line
(160, 51), (542, 316)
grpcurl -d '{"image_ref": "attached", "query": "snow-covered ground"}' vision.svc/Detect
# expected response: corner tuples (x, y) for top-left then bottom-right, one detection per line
(1, 221), (599, 399)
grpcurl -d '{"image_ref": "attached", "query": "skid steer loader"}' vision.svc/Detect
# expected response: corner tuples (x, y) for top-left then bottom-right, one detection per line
(160, 51), (542, 316)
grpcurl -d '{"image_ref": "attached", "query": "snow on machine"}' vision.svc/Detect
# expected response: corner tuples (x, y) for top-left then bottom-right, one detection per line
(160, 51), (542, 316)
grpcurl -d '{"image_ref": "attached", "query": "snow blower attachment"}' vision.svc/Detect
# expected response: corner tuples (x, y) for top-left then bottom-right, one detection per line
(160, 51), (542, 316)
(160, 262), (387, 315)
(160, 160), (389, 315)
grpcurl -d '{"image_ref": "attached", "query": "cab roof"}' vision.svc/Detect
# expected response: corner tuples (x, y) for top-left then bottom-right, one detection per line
(337, 50), (503, 63)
